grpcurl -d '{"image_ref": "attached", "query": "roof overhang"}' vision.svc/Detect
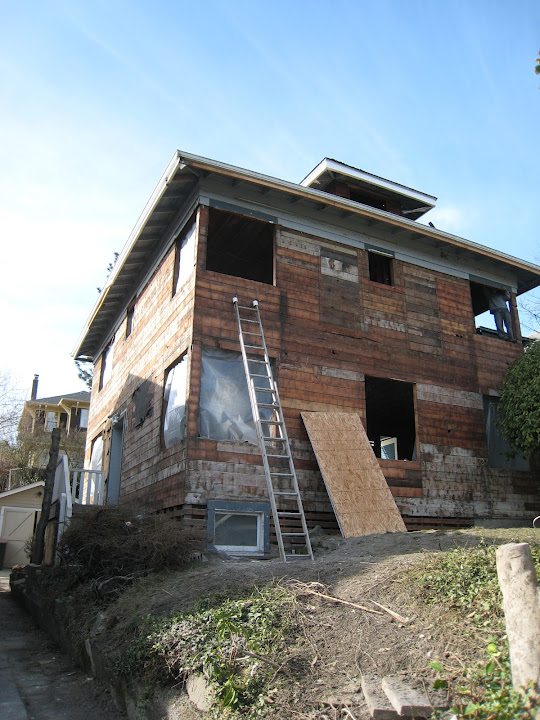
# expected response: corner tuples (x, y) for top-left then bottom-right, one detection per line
(74, 150), (540, 361)
(300, 158), (437, 220)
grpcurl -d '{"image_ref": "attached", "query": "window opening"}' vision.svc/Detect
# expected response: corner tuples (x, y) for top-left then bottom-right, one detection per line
(79, 408), (89, 429)
(99, 341), (114, 389)
(206, 207), (274, 284)
(365, 376), (416, 460)
(162, 354), (188, 448)
(173, 221), (196, 295)
(368, 250), (393, 286)
(470, 281), (515, 341)
(125, 302), (135, 337)
(199, 347), (273, 443)
(483, 396), (529, 471)
(89, 434), (103, 471)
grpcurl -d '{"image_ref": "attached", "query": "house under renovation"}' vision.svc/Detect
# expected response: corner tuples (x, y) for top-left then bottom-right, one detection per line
(74, 151), (540, 556)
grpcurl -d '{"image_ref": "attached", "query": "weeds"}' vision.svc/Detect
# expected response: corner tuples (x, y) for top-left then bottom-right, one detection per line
(418, 541), (540, 719)
(108, 583), (300, 717)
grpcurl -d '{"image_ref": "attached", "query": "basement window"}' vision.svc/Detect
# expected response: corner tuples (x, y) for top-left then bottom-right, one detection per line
(207, 500), (270, 555)
(368, 248), (393, 286)
(365, 376), (416, 460)
(206, 207), (274, 284)
(162, 354), (188, 448)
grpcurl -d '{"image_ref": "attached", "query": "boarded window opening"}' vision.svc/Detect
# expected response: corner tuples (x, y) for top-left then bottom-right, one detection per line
(206, 207), (274, 284)
(368, 251), (393, 286)
(365, 377), (416, 460)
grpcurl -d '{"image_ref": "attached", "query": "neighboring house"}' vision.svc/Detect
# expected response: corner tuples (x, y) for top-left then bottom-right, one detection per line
(18, 375), (90, 437)
(74, 151), (540, 554)
(10, 375), (90, 481)
(0, 481), (44, 568)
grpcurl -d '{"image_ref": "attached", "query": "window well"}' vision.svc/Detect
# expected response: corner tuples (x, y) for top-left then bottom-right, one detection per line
(206, 207), (274, 284)
(365, 376), (416, 460)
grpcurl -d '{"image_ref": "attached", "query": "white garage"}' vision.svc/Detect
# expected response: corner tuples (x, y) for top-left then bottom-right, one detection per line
(0, 482), (43, 568)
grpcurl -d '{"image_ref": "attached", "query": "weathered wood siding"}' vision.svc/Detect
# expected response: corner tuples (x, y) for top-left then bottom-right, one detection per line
(84, 205), (539, 531)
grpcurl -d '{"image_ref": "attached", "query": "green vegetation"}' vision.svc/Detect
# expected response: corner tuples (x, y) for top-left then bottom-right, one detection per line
(109, 584), (299, 717)
(419, 542), (539, 719)
(497, 341), (540, 459)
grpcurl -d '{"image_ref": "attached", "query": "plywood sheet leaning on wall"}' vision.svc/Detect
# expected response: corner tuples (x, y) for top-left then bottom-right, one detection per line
(301, 412), (407, 537)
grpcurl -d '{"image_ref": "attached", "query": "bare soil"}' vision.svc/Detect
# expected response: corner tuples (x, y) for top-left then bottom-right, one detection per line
(98, 526), (540, 719)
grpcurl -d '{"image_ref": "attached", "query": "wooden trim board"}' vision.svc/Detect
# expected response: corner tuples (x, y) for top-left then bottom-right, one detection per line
(302, 412), (407, 537)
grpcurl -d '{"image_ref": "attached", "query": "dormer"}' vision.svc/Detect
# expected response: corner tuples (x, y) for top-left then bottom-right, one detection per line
(300, 158), (437, 220)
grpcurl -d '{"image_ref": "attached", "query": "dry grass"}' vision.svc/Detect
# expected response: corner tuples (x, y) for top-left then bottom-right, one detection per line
(56, 506), (205, 596)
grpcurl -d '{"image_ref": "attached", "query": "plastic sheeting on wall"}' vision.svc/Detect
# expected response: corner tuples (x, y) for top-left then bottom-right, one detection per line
(199, 348), (260, 444)
(89, 435), (103, 471)
(175, 221), (196, 293)
(163, 354), (188, 448)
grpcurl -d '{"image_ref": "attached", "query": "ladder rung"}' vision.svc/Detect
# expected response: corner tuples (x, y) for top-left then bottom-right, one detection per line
(254, 387), (275, 393)
(247, 358), (267, 363)
(285, 554), (312, 559)
(245, 344), (263, 349)
(243, 331), (262, 336)
(240, 319), (259, 324)
(270, 473), (293, 477)
(263, 436), (286, 441)
(250, 373), (270, 378)
(262, 420), (283, 425)
(258, 404), (279, 409)
(236, 305), (257, 311)
(277, 512), (301, 517)
(274, 491), (298, 495)
(281, 533), (308, 537)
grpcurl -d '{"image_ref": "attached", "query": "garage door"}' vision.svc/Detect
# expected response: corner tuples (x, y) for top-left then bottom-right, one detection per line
(1, 508), (37, 568)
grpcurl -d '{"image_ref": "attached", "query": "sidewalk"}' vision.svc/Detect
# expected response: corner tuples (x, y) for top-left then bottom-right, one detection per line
(0, 568), (29, 720)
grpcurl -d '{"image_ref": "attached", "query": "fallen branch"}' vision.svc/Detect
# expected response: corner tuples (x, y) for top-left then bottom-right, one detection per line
(291, 581), (383, 616)
(369, 600), (409, 624)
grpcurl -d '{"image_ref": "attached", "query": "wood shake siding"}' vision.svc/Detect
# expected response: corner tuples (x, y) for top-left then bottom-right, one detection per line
(79, 155), (540, 538)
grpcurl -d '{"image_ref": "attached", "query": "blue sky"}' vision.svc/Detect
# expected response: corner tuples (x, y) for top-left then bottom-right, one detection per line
(1, 0), (539, 399)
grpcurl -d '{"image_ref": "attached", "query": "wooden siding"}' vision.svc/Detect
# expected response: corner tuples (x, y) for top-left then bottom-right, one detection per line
(84, 207), (539, 531)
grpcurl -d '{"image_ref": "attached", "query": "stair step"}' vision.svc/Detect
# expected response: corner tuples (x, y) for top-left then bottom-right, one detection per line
(381, 676), (437, 717)
(360, 676), (399, 720)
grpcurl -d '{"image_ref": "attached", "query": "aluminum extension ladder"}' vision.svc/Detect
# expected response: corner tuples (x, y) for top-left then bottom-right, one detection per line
(233, 297), (314, 562)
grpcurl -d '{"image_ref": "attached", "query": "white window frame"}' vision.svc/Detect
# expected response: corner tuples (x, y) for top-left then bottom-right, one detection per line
(380, 436), (398, 460)
(213, 511), (264, 555)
